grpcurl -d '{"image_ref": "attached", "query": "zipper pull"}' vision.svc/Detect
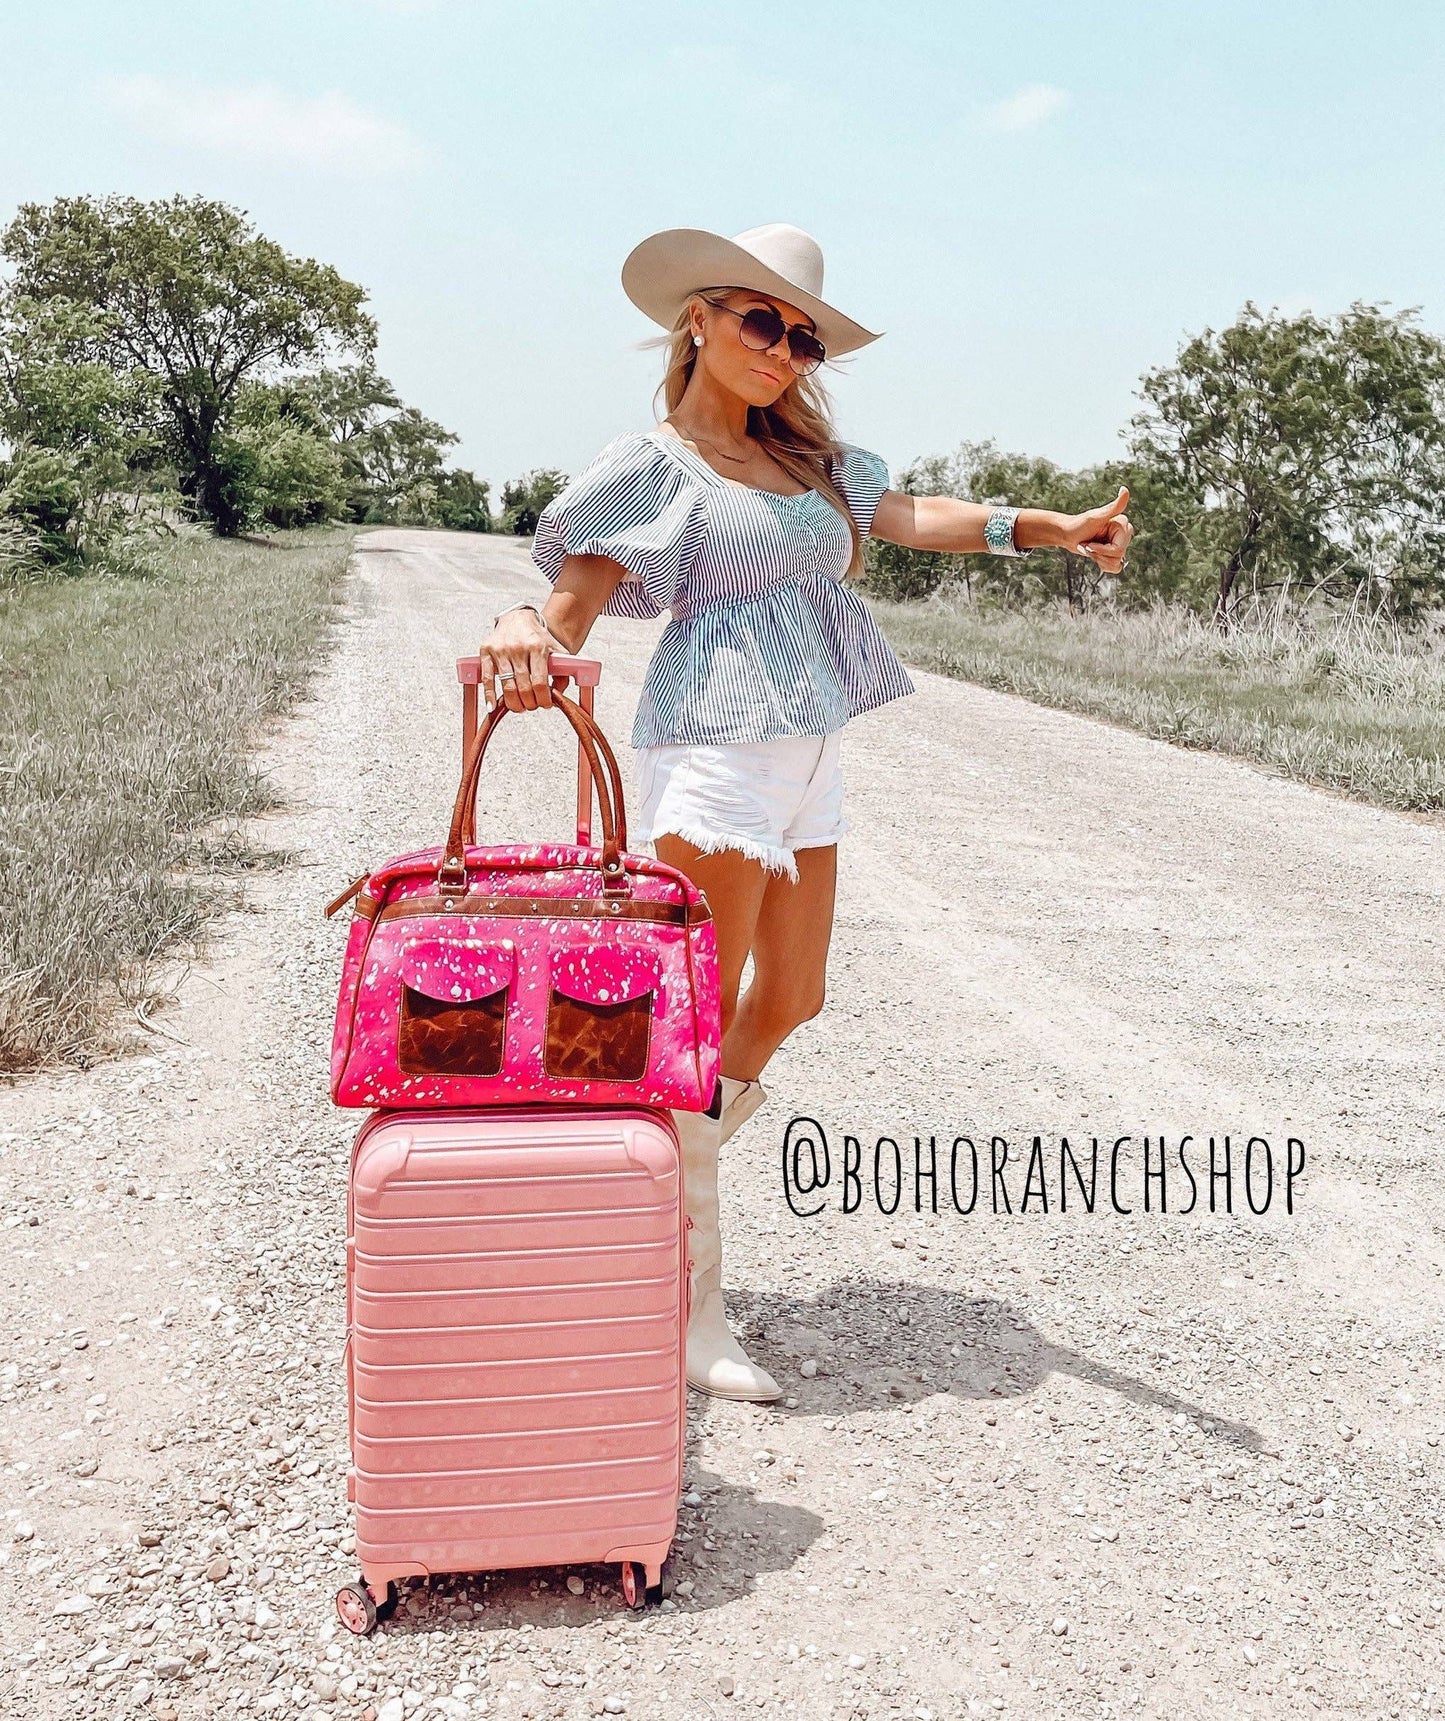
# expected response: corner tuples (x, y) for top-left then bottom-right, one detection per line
(324, 873), (371, 919)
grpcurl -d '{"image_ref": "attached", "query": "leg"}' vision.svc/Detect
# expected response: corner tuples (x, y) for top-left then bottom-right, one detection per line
(653, 833), (784, 1401)
(724, 841), (837, 1079)
(644, 737), (843, 1403)
(652, 835), (770, 1048)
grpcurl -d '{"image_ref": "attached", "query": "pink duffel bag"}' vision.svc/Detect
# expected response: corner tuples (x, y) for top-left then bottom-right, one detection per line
(326, 679), (721, 1113)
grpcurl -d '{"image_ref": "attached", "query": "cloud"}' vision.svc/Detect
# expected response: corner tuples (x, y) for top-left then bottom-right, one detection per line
(975, 83), (1069, 133)
(102, 74), (426, 173)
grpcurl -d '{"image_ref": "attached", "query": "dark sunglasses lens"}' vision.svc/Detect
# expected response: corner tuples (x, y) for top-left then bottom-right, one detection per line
(788, 330), (826, 373)
(738, 307), (786, 350)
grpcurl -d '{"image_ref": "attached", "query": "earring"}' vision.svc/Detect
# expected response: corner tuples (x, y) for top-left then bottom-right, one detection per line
(693, 335), (703, 347)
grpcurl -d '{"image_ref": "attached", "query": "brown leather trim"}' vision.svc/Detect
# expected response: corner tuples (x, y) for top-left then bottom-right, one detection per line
(324, 873), (371, 919)
(374, 893), (710, 927)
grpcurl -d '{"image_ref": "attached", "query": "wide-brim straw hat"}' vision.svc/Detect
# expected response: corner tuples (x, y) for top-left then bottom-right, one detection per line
(620, 222), (883, 359)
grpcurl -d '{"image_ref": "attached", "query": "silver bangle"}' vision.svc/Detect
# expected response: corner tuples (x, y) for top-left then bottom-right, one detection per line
(983, 505), (1033, 558)
(492, 600), (547, 629)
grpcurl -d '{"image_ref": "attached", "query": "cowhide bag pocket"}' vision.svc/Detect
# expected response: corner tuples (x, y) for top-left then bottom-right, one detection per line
(543, 945), (661, 1083)
(396, 936), (516, 1078)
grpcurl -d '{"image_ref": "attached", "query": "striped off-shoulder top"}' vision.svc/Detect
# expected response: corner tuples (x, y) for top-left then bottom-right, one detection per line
(530, 427), (917, 748)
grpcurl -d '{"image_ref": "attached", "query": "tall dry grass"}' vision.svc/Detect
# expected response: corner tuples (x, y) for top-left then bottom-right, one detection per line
(0, 526), (355, 1068)
(873, 585), (1445, 813)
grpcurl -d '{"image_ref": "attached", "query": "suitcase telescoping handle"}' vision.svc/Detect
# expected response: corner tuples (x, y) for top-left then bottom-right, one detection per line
(456, 652), (603, 846)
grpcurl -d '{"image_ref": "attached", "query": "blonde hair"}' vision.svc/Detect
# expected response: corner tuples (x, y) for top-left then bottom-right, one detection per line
(638, 288), (865, 578)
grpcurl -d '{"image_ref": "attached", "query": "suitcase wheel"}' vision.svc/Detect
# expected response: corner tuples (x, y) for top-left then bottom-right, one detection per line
(652, 1556), (676, 1604)
(619, 1556), (676, 1611)
(336, 1577), (396, 1636)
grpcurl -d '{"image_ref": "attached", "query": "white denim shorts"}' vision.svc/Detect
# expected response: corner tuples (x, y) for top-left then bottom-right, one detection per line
(633, 729), (849, 883)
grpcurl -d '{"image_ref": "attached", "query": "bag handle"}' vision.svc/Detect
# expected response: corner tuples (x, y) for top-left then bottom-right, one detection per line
(439, 688), (631, 897)
(461, 688), (630, 864)
(459, 671), (628, 855)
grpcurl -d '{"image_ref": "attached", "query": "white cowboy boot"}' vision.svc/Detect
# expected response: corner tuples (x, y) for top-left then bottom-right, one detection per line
(717, 1073), (768, 1147)
(670, 1096), (782, 1402)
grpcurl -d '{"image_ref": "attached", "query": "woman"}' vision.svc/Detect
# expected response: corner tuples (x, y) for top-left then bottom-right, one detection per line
(474, 223), (1132, 1403)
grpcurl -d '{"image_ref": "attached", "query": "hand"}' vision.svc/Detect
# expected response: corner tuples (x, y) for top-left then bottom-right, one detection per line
(1058, 485), (1133, 574)
(476, 610), (568, 713)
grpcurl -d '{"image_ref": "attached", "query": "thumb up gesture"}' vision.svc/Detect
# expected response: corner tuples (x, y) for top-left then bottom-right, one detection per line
(1060, 486), (1132, 574)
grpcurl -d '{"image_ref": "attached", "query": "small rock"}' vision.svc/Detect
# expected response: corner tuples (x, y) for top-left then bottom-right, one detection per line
(54, 1595), (95, 1616)
(205, 1556), (230, 1583)
(1387, 1613), (1404, 1629)
(311, 1674), (338, 1700)
(154, 1655), (186, 1679)
(138, 1531), (163, 1548)
(1243, 1645), (1258, 1665)
(253, 1600), (278, 1630)
(683, 1492), (703, 1507)
(1051, 1617), (1070, 1637)
(567, 1575), (585, 1595)
(603, 1700), (626, 1716)
(13, 1522), (34, 1542)
(846, 1653), (867, 1669)
(752, 1450), (775, 1466)
(719, 1674), (735, 1695)
(799, 1359), (818, 1379)
(378, 1700), (405, 1721)
(72, 1458), (99, 1478)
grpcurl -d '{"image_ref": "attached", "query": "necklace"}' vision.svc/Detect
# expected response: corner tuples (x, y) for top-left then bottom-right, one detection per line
(665, 421), (751, 464)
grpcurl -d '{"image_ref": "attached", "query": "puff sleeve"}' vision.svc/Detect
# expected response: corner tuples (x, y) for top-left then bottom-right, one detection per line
(531, 433), (705, 620)
(827, 443), (891, 539)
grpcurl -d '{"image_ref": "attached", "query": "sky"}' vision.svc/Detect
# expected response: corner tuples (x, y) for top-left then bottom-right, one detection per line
(3, 0), (1443, 499)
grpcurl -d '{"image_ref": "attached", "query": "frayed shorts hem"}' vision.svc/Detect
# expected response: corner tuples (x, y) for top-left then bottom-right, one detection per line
(645, 820), (801, 882)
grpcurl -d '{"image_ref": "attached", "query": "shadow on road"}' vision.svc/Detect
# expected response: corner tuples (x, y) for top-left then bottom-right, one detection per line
(371, 1274), (1250, 1637)
(741, 1277), (1262, 1451)
(376, 1474), (822, 1639)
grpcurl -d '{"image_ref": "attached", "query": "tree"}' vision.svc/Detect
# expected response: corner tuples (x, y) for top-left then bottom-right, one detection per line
(431, 468), (493, 532)
(1, 195), (375, 534)
(500, 468), (567, 536)
(0, 292), (161, 568)
(291, 364), (485, 524)
(1129, 300), (1445, 625)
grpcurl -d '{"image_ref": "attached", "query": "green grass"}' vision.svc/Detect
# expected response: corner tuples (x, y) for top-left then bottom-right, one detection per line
(0, 525), (356, 1069)
(871, 588), (1445, 814)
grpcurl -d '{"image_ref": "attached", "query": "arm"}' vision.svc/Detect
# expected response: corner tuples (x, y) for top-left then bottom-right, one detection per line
(476, 552), (627, 713)
(870, 485), (1132, 572)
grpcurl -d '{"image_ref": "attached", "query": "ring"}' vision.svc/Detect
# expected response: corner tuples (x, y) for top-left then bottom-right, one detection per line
(499, 670), (515, 681)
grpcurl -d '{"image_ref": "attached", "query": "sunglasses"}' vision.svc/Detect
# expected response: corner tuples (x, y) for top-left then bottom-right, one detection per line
(698, 294), (827, 376)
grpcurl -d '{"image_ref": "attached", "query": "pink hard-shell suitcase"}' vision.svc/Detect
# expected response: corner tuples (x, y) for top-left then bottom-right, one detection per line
(334, 1103), (688, 1632)
(332, 654), (696, 1635)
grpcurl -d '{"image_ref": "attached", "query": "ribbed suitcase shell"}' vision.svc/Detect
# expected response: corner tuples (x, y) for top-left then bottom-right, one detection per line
(345, 1106), (687, 1593)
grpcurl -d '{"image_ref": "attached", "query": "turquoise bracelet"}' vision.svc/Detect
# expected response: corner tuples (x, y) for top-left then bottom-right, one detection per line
(984, 505), (1032, 558)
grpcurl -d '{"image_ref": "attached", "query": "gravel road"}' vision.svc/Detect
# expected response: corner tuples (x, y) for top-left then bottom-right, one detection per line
(3, 526), (1444, 1721)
